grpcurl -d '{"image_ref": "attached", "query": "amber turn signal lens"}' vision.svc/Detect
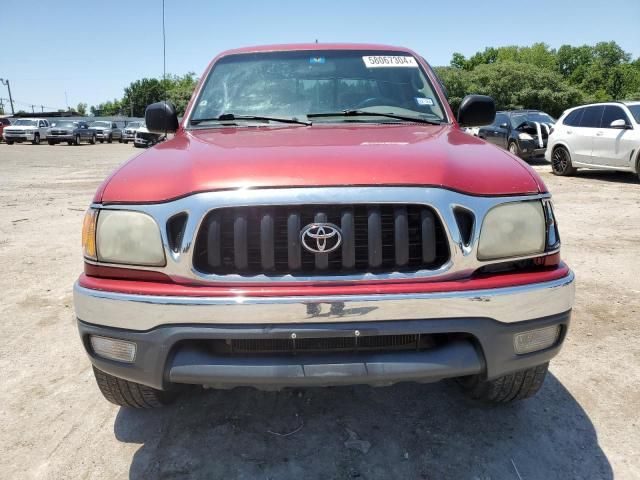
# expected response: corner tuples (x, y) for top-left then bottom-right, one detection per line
(82, 208), (98, 260)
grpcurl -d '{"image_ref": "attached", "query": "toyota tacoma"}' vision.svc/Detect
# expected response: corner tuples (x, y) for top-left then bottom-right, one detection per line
(74, 44), (575, 408)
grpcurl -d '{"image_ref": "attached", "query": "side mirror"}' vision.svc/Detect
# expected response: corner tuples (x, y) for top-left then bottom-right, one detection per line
(457, 95), (496, 127)
(610, 119), (630, 129)
(499, 123), (509, 129)
(145, 101), (179, 134)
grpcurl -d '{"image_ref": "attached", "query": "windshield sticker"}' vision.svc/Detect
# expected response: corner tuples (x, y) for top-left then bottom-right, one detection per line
(362, 56), (418, 68)
(309, 56), (326, 65)
(415, 97), (434, 106)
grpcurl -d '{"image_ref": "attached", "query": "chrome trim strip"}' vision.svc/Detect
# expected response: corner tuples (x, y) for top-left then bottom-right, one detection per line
(73, 270), (575, 331)
(89, 187), (553, 284)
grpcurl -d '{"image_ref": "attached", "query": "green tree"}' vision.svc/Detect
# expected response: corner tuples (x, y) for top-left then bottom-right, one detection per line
(76, 102), (87, 115)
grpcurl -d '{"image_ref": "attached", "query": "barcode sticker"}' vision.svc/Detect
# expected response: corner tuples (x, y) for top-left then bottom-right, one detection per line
(362, 56), (418, 68)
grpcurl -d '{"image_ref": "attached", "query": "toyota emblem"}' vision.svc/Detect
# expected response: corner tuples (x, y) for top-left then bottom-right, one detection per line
(301, 222), (342, 254)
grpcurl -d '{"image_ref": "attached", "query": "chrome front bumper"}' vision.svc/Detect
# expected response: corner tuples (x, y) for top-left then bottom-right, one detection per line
(74, 271), (575, 331)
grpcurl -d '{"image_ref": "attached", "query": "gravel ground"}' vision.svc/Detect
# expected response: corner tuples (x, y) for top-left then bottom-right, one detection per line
(0, 142), (638, 479)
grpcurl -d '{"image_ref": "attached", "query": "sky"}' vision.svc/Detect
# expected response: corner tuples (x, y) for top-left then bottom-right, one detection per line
(1, 0), (639, 112)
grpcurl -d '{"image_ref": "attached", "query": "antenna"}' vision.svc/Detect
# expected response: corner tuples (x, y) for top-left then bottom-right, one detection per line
(162, 0), (166, 82)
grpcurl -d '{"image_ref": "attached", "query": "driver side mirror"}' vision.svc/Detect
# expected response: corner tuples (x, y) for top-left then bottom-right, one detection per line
(610, 119), (631, 129)
(457, 95), (496, 127)
(145, 101), (179, 134)
(499, 123), (509, 129)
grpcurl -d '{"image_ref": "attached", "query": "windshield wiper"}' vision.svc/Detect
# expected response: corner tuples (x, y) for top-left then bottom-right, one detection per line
(307, 110), (443, 125)
(190, 113), (311, 126)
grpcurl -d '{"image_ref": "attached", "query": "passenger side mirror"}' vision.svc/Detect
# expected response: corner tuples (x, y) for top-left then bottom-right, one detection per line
(499, 123), (508, 129)
(145, 101), (179, 134)
(610, 119), (630, 129)
(457, 95), (496, 127)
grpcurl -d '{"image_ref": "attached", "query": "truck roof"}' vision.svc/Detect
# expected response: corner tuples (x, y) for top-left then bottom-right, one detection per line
(218, 43), (414, 57)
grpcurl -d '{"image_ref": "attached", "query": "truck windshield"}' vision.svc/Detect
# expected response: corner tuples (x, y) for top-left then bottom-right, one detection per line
(51, 121), (76, 128)
(511, 112), (555, 128)
(190, 50), (447, 125)
(90, 121), (111, 128)
(13, 119), (38, 126)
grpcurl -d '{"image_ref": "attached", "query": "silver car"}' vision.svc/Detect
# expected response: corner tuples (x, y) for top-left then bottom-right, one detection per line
(89, 121), (123, 143)
(122, 121), (142, 144)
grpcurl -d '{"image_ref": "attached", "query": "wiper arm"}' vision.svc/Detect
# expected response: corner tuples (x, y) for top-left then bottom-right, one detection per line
(307, 110), (443, 125)
(191, 113), (311, 126)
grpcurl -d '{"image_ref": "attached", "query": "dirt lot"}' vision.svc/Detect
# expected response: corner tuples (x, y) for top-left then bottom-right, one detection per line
(0, 142), (638, 479)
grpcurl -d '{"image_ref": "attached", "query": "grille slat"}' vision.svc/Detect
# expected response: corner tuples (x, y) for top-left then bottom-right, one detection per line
(193, 204), (449, 276)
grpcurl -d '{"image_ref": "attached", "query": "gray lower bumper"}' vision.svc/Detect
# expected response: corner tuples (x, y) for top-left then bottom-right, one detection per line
(78, 311), (571, 390)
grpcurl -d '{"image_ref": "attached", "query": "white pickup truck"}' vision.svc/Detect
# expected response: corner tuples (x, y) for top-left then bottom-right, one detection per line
(3, 118), (50, 144)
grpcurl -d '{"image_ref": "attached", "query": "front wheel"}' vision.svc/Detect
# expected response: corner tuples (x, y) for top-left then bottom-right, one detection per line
(74, 134), (81, 146)
(107, 134), (113, 144)
(89, 134), (96, 145)
(32, 133), (41, 145)
(458, 363), (549, 404)
(551, 146), (577, 176)
(48, 140), (56, 146)
(92, 366), (177, 408)
(508, 141), (520, 157)
(6, 140), (14, 145)
(123, 140), (128, 144)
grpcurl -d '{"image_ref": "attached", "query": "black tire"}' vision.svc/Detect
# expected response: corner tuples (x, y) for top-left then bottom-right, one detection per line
(7, 140), (14, 145)
(92, 366), (177, 408)
(118, 136), (123, 143)
(48, 140), (56, 146)
(508, 141), (520, 157)
(99, 139), (104, 143)
(457, 363), (549, 404)
(74, 134), (81, 146)
(32, 133), (40, 145)
(107, 134), (113, 144)
(90, 134), (96, 145)
(551, 146), (577, 176)
(123, 140), (128, 144)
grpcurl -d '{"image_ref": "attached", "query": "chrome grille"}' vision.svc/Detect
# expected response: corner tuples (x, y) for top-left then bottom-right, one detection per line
(193, 204), (449, 276)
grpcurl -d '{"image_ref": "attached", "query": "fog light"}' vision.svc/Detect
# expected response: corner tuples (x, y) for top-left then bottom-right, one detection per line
(90, 335), (136, 363)
(513, 326), (560, 354)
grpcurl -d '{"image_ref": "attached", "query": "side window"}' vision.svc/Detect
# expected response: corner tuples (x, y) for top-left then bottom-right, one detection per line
(563, 109), (583, 127)
(494, 113), (508, 127)
(579, 106), (605, 128)
(601, 105), (629, 128)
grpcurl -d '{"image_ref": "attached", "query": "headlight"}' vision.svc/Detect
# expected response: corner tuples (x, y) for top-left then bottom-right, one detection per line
(478, 201), (545, 260)
(518, 132), (533, 140)
(96, 210), (165, 266)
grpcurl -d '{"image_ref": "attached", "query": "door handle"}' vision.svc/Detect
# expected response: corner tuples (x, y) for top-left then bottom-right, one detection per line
(596, 131), (604, 136)
(566, 130), (572, 134)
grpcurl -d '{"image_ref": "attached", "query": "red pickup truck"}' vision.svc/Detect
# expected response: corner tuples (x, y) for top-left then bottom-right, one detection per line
(74, 44), (575, 408)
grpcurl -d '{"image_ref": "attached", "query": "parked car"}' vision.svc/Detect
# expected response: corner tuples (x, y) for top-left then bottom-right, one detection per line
(89, 121), (122, 143)
(464, 126), (480, 136)
(0, 117), (12, 142)
(47, 120), (96, 145)
(546, 101), (640, 178)
(2, 118), (50, 144)
(122, 121), (142, 143)
(478, 110), (555, 159)
(134, 124), (165, 148)
(75, 44), (574, 408)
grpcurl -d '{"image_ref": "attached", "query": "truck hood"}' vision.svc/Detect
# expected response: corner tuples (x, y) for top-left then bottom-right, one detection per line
(96, 124), (546, 203)
(5, 125), (38, 131)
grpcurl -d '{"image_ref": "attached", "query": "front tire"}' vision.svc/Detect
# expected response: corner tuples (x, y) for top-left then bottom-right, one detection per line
(74, 134), (81, 146)
(458, 363), (549, 404)
(48, 140), (56, 146)
(32, 133), (40, 145)
(92, 366), (177, 408)
(107, 134), (113, 144)
(89, 134), (96, 145)
(508, 141), (520, 157)
(123, 140), (128, 144)
(6, 140), (14, 145)
(551, 146), (577, 176)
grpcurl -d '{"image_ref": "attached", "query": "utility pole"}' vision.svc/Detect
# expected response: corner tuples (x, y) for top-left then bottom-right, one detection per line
(41, 105), (44, 113)
(31, 105), (35, 114)
(0, 98), (4, 114)
(0, 78), (15, 115)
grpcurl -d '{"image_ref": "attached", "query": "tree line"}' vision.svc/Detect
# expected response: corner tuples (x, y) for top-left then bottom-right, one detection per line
(90, 73), (198, 117)
(435, 41), (640, 117)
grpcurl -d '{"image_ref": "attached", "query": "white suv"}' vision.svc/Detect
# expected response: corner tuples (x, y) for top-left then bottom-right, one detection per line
(546, 101), (640, 179)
